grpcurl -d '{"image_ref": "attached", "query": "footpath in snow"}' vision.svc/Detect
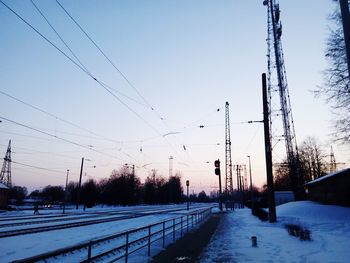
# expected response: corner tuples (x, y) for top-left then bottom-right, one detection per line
(200, 201), (350, 263)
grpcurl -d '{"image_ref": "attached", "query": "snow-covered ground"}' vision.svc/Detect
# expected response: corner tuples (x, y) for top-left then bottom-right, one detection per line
(200, 201), (350, 263)
(0, 204), (212, 262)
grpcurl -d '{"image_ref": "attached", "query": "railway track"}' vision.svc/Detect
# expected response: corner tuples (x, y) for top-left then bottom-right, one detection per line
(0, 213), (143, 238)
(0, 205), (207, 238)
(0, 210), (136, 228)
(0, 205), (193, 229)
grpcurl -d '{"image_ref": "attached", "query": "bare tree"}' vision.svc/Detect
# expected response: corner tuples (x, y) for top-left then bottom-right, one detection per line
(274, 137), (327, 190)
(299, 137), (328, 182)
(316, 2), (350, 143)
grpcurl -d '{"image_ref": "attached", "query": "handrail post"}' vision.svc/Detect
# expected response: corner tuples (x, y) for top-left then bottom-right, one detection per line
(162, 222), (165, 248)
(173, 218), (176, 241)
(125, 232), (129, 263)
(181, 216), (183, 237)
(148, 226), (151, 257)
(187, 215), (189, 233)
(87, 241), (92, 262)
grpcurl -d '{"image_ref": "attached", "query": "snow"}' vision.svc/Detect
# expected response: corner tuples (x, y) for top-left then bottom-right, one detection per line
(0, 204), (212, 262)
(2, 202), (349, 262)
(200, 201), (350, 263)
(0, 183), (8, 190)
(306, 168), (350, 185)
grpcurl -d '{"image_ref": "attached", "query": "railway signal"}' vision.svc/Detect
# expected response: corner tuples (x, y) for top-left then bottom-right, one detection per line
(214, 160), (223, 211)
(186, 180), (189, 210)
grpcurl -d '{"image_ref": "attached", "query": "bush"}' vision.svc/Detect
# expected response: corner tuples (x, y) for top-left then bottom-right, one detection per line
(285, 224), (311, 241)
(252, 205), (268, 221)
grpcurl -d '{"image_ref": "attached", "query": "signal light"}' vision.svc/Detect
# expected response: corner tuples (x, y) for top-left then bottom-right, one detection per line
(214, 160), (220, 167)
(214, 159), (220, 175)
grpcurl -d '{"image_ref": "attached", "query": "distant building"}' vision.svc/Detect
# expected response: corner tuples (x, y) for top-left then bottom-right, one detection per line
(306, 168), (350, 207)
(0, 183), (9, 209)
(274, 191), (294, 206)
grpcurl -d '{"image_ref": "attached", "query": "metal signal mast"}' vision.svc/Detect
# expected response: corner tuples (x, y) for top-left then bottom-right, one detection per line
(264, 0), (302, 198)
(0, 140), (12, 188)
(225, 102), (233, 195)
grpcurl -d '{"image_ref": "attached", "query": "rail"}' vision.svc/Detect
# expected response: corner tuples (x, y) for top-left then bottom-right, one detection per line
(14, 206), (214, 263)
(1, 205), (207, 238)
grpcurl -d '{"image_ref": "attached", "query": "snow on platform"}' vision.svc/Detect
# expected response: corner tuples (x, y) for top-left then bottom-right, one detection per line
(200, 201), (350, 263)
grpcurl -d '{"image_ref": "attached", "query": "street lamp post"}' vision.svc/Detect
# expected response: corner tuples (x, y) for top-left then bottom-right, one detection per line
(63, 169), (69, 214)
(247, 156), (254, 213)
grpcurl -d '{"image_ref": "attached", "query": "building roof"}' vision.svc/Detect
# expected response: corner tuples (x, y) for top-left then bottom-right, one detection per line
(0, 183), (9, 190)
(306, 168), (350, 186)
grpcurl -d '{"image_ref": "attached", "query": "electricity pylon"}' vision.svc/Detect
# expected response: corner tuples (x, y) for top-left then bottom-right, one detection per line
(0, 140), (12, 188)
(264, 0), (303, 199)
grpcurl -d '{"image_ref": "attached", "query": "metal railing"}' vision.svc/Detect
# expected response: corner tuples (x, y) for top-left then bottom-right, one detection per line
(15, 206), (214, 263)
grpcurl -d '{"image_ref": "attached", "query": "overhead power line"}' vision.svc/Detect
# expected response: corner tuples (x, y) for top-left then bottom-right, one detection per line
(0, 0), (164, 138)
(54, 0), (185, 160)
(0, 90), (120, 143)
(54, 0), (180, 145)
(55, 0), (156, 113)
(30, 0), (147, 108)
(12, 160), (77, 176)
(0, 90), (165, 145)
(0, 116), (127, 163)
(1, 0), (194, 165)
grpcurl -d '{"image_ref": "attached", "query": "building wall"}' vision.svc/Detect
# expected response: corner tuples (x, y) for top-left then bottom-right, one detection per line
(307, 173), (350, 207)
(0, 188), (9, 208)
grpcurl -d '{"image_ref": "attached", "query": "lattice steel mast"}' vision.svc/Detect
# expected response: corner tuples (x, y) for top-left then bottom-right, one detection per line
(265, 0), (302, 198)
(329, 146), (336, 174)
(225, 102), (233, 195)
(0, 140), (12, 187)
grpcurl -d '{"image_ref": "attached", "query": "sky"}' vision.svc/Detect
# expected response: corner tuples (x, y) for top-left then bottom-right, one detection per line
(0, 0), (348, 194)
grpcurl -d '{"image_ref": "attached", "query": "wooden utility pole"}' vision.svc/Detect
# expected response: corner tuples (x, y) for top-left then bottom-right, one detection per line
(247, 155), (254, 213)
(262, 73), (276, 223)
(76, 157), (84, 209)
(63, 169), (69, 214)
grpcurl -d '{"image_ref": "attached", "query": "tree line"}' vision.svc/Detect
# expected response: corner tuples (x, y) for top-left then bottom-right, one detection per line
(24, 168), (185, 208)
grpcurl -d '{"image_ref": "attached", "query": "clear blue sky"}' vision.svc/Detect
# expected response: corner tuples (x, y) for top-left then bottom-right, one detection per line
(0, 0), (347, 193)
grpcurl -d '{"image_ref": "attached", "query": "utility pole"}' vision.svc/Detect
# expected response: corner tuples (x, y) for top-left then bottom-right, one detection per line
(247, 155), (254, 212)
(235, 165), (244, 208)
(63, 169), (69, 214)
(262, 73), (277, 223)
(169, 156), (173, 178)
(76, 157), (84, 210)
(340, 0), (350, 78)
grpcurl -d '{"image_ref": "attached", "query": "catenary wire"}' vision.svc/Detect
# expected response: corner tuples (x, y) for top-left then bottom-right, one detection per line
(55, 0), (156, 114)
(0, 116), (128, 163)
(0, 0), (165, 139)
